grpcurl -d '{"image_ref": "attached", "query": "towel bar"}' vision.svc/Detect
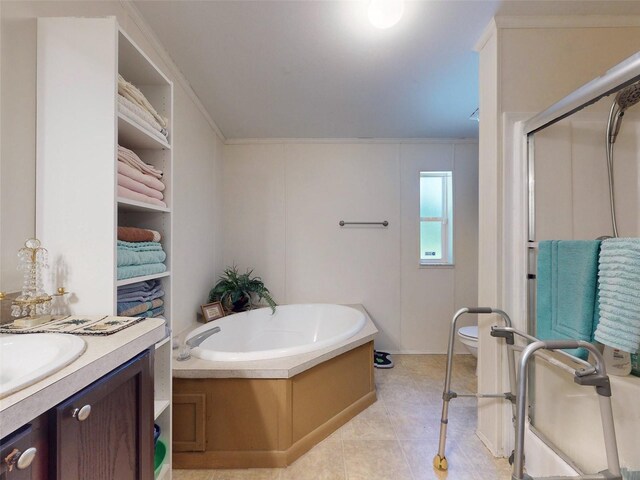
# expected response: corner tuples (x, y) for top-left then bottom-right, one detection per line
(338, 220), (389, 227)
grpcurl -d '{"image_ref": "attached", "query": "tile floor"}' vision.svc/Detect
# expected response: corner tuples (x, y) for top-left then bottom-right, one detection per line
(173, 355), (512, 480)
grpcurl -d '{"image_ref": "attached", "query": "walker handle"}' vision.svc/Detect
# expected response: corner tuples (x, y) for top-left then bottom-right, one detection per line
(466, 307), (493, 314)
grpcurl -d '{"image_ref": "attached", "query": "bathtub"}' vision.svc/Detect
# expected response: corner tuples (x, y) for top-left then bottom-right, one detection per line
(173, 303), (377, 469)
(187, 303), (367, 362)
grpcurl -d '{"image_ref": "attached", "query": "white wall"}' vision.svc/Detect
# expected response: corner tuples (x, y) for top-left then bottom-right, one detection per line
(0, 1), (224, 334)
(223, 140), (478, 353)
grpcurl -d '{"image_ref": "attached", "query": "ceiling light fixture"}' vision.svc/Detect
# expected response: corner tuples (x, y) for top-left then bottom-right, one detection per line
(367, 0), (404, 29)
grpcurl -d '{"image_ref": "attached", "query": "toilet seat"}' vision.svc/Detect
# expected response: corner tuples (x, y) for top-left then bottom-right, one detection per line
(458, 326), (478, 340)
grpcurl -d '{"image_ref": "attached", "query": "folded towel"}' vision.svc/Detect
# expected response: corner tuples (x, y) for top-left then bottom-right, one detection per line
(117, 247), (166, 267)
(117, 279), (160, 295)
(118, 289), (165, 303)
(118, 145), (163, 179)
(118, 185), (167, 208)
(118, 161), (165, 192)
(118, 173), (164, 201)
(117, 263), (166, 281)
(117, 298), (164, 317)
(536, 240), (601, 360)
(117, 240), (163, 251)
(118, 74), (168, 128)
(594, 238), (640, 353)
(118, 226), (161, 243)
(118, 96), (168, 141)
(139, 306), (165, 318)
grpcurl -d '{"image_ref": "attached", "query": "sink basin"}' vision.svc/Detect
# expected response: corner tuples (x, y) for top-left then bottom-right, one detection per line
(0, 333), (86, 399)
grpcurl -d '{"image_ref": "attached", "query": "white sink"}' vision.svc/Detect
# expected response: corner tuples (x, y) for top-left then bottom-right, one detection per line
(0, 333), (86, 399)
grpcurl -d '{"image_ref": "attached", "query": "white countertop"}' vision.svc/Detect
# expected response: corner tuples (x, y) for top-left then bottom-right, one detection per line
(0, 317), (166, 438)
(172, 304), (378, 379)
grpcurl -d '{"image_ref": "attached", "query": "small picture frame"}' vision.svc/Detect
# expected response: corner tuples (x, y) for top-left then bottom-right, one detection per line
(200, 302), (225, 323)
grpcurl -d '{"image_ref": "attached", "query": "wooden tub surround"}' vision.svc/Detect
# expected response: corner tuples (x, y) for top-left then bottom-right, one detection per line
(172, 305), (378, 469)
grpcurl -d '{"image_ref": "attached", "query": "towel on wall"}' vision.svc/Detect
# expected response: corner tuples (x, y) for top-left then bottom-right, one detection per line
(594, 238), (640, 353)
(118, 226), (161, 243)
(536, 240), (601, 360)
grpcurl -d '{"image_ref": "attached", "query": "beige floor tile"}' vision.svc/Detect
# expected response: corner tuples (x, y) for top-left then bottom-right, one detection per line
(343, 439), (413, 480)
(210, 469), (281, 480)
(172, 470), (215, 480)
(384, 401), (442, 440)
(280, 436), (346, 480)
(340, 399), (396, 441)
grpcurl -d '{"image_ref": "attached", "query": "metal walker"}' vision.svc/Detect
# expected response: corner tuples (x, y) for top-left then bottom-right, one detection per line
(433, 307), (622, 480)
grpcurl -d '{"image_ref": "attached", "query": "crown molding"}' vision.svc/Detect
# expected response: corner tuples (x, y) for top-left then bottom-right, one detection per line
(224, 137), (478, 146)
(120, 0), (226, 142)
(494, 15), (640, 29)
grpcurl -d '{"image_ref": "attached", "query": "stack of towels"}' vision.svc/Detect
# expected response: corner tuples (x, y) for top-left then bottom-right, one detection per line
(117, 226), (167, 280)
(118, 145), (166, 207)
(118, 74), (169, 143)
(117, 279), (165, 318)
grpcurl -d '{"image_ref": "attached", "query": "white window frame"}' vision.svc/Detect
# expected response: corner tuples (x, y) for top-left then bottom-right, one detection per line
(420, 171), (453, 265)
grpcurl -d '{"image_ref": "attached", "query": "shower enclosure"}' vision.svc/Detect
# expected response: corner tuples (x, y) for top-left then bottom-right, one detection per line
(522, 52), (640, 476)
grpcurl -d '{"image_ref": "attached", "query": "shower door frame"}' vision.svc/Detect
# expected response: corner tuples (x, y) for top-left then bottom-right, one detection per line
(521, 51), (640, 462)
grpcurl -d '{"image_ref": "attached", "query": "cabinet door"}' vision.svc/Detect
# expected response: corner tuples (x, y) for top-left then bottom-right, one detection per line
(0, 415), (48, 480)
(52, 350), (153, 480)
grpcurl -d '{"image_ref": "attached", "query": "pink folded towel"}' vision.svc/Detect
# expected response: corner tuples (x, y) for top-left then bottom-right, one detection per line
(118, 173), (163, 200)
(118, 185), (167, 208)
(118, 145), (163, 179)
(118, 161), (165, 192)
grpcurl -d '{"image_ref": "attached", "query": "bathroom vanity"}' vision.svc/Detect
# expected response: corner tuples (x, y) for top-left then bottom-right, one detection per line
(0, 318), (165, 479)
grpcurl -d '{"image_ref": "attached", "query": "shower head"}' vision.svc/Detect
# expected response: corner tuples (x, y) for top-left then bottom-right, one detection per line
(615, 81), (640, 111)
(608, 81), (640, 145)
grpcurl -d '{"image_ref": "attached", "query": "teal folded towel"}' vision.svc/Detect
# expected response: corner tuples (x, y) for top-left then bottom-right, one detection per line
(117, 263), (166, 280)
(594, 238), (640, 353)
(536, 240), (601, 360)
(117, 240), (163, 251)
(117, 247), (166, 267)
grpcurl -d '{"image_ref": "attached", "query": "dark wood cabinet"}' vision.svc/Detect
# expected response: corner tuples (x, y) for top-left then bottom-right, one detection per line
(51, 350), (154, 480)
(1, 349), (154, 480)
(0, 415), (49, 480)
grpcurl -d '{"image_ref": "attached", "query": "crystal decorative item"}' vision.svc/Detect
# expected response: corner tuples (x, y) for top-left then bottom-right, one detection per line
(11, 238), (53, 319)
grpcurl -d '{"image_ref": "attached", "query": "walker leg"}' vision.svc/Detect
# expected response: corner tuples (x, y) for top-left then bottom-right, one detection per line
(434, 308), (469, 470)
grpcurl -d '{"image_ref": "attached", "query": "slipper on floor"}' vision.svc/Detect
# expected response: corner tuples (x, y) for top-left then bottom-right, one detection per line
(374, 350), (394, 369)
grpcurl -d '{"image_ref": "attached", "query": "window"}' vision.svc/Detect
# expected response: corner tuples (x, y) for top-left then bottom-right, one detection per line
(420, 171), (453, 265)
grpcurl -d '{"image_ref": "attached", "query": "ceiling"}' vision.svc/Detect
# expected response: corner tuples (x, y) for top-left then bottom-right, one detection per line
(134, 1), (640, 139)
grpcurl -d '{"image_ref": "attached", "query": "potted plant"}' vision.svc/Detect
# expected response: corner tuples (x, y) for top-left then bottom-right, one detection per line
(208, 266), (277, 313)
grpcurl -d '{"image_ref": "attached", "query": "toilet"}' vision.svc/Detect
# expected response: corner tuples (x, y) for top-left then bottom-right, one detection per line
(457, 325), (478, 358)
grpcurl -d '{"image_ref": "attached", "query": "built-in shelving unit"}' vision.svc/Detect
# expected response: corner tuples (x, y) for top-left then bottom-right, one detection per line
(36, 17), (173, 478)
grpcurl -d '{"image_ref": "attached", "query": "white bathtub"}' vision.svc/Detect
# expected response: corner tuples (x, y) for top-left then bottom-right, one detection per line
(186, 304), (367, 362)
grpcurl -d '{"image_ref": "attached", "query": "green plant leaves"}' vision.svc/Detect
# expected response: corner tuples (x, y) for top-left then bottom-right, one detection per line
(208, 265), (277, 313)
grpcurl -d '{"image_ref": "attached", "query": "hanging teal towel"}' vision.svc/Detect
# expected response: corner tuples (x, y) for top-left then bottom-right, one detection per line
(536, 240), (601, 360)
(594, 238), (640, 353)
